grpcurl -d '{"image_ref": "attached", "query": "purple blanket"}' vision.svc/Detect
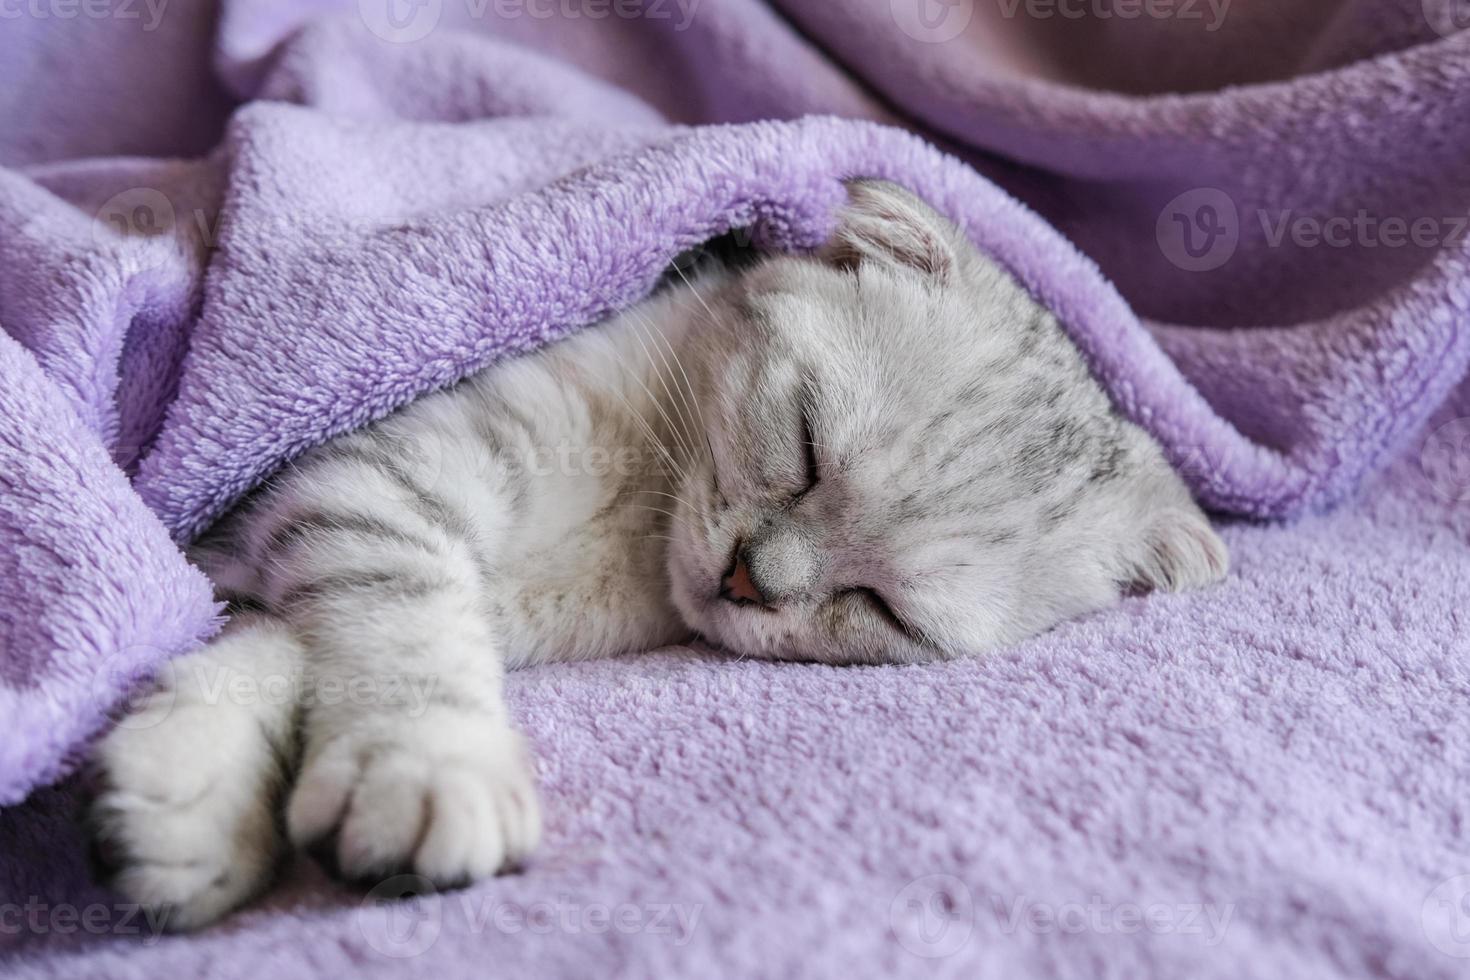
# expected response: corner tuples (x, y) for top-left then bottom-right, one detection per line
(3, 1), (1469, 976)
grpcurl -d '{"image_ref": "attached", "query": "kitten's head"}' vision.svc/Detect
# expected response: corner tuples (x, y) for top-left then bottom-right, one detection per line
(667, 180), (1226, 664)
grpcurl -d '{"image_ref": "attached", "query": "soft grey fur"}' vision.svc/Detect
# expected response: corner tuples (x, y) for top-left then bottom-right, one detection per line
(88, 181), (1227, 930)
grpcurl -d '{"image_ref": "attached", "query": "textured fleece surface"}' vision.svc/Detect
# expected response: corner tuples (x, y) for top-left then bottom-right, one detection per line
(3, 436), (1469, 978)
(1, 1), (1469, 977)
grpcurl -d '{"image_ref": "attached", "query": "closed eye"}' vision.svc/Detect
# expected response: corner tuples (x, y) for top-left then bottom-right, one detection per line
(796, 406), (819, 497)
(838, 587), (926, 645)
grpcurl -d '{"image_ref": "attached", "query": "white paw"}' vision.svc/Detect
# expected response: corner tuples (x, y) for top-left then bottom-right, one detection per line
(88, 694), (285, 932)
(286, 716), (540, 886)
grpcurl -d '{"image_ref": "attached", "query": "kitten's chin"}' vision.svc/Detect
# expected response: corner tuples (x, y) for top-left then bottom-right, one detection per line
(680, 601), (832, 664)
(665, 541), (828, 663)
(668, 586), (775, 661)
(672, 596), (743, 657)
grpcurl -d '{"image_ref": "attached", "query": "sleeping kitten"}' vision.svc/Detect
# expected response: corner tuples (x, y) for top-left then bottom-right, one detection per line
(87, 181), (1227, 929)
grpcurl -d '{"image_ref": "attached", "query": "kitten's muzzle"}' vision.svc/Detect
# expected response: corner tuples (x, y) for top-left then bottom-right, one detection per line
(718, 526), (821, 611)
(720, 548), (772, 609)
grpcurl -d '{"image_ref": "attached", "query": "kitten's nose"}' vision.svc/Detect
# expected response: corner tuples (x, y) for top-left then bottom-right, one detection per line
(720, 549), (769, 607)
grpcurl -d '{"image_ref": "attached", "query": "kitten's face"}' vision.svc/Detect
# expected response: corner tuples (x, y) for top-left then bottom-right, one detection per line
(666, 181), (1226, 664)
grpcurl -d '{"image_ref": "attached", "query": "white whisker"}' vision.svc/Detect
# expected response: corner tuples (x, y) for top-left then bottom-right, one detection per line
(672, 262), (721, 327)
(599, 321), (698, 469)
(625, 487), (699, 511)
(623, 502), (692, 529)
(628, 307), (710, 470)
(625, 311), (700, 457)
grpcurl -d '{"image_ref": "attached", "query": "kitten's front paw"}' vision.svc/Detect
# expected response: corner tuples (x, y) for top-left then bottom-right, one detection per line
(286, 717), (541, 887)
(87, 697), (286, 932)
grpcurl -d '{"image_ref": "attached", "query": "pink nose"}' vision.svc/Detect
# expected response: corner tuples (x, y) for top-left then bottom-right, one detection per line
(721, 552), (767, 606)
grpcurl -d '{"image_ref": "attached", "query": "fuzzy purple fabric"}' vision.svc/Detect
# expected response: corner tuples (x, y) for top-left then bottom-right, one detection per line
(2, 1), (1469, 976)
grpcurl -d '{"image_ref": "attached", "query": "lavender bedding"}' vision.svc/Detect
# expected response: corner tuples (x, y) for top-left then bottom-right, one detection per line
(2, 1), (1468, 976)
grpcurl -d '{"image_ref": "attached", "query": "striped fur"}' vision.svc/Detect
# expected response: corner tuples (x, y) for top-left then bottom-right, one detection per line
(88, 181), (1226, 929)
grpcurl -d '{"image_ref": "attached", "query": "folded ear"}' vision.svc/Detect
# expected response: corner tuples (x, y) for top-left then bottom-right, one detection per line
(1126, 508), (1229, 594)
(820, 179), (955, 280)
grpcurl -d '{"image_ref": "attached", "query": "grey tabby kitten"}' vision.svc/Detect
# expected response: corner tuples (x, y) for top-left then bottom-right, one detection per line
(88, 181), (1227, 929)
